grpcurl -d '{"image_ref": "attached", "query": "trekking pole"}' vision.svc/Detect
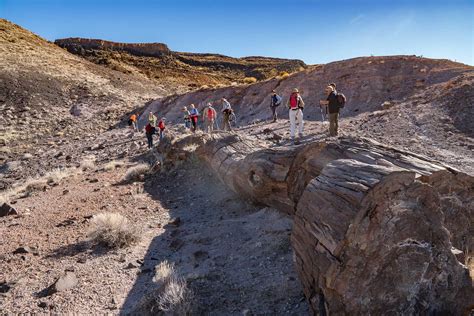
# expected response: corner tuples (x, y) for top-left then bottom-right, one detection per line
(319, 105), (326, 122)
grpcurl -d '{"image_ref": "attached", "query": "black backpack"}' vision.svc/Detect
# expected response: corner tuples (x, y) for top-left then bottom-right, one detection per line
(337, 93), (346, 108)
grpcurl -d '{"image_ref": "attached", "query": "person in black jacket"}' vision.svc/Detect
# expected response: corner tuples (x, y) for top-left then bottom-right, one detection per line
(320, 85), (340, 136)
(270, 90), (282, 122)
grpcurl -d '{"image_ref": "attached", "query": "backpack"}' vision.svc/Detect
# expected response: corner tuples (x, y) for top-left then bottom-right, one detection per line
(207, 108), (215, 119)
(289, 94), (298, 108)
(337, 93), (346, 108)
(273, 95), (282, 106)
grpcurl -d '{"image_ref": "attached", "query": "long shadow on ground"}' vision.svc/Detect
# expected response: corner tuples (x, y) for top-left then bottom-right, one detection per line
(120, 158), (308, 315)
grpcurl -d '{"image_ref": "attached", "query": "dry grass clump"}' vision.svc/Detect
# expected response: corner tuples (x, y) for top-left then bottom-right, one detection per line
(80, 158), (96, 171)
(151, 261), (193, 315)
(88, 213), (140, 248)
(24, 178), (48, 192)
(103, 160), (124, 171)
(123, 163), (150, 182)
(276, 71), (290, 80)
(243, 77), (257, 84)
(3, 167), (77, 201)
(46, 168), (76, 183)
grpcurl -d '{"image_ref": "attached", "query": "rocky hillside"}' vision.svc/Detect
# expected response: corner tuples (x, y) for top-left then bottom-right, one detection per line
(55, 38), (307, 89)
(0, 19), (168, 188)
(144, 55), (472, 125)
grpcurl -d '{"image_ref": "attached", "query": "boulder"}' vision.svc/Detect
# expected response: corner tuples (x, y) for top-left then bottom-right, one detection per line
(48, 272), (78, 295)
(0, 203), (18, 217)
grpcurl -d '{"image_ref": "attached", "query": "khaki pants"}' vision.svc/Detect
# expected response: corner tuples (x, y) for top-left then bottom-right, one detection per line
(329, 113), (339, 136)
(289, 108), (303, 138)
(206, 119), (214, 133)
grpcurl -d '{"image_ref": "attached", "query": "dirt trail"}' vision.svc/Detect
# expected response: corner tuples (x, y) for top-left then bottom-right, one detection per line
(123, 159), (308, 315)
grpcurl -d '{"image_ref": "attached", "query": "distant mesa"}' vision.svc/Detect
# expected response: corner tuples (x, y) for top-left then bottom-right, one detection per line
(55, 38), (171, 57)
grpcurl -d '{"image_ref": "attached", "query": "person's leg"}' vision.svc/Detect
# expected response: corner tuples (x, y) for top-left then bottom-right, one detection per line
(335, 113), (339, 135)
(147, 134), (151, 148)
(329, 113), (336, 136)
(271, 107), (277, 122)
(289, 109), (296, 140)
(297, 109), (304, 138)
(223, 113), (229, 131)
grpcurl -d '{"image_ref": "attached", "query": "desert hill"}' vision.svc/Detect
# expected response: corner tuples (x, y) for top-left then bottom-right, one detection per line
(144, 55), (474, 174)
(55, 37), (307, 89)
(0, 19), (169, 188)
(145, 55), (472, 124)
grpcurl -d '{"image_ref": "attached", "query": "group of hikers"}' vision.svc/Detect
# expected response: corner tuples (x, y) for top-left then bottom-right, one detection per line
(182, 97), (234, 133)
(129, 83), (346, 148)
(128, 112), (166, 149)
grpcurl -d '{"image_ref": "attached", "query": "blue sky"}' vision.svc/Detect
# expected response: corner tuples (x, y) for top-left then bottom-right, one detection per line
(1, 0), (473, 65)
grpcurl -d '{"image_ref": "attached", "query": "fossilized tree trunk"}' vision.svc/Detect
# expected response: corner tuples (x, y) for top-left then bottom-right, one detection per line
(160, 133), (473, 315)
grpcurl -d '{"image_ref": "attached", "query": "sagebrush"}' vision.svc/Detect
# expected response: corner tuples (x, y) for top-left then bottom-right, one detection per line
(151, 261), (193, 315)
(88, 213), (140, 248)
(123, 163), (150, 182)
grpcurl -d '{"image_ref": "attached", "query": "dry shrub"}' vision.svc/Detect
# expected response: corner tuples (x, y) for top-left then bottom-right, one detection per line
(277, 71), (290, 80)
(80, 159), (96, 171)
(123, 163), (150, 182)
(88, 213), (140, 248)
(24, 178), (48, 193)
(152, 261), (193, 315)
(46, 168), (76, 184)
(103, 160), (124, 171)
(243, 77), (257, 84)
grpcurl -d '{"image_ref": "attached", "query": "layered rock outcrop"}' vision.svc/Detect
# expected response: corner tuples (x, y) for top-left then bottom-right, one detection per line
(55, 38), (171, 57)
(159, 133), (473, 314)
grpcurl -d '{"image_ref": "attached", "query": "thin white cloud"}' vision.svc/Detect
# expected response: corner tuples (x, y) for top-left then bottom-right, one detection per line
(350, 14), (365, 25)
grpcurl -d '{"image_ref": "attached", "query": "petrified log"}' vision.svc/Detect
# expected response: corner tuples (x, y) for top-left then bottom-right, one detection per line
(160, 133), (473, 314)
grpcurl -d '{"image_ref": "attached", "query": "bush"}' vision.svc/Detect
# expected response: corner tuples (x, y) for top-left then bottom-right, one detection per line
(243, 77), (257, 84)
(103, 160), (124, 171)
(277, 72), (290, 80)
(80, 159), (96, 171)
(152, 261), (193, 314)
(88, 213), (140, 248)
(123, 163), (150, 182)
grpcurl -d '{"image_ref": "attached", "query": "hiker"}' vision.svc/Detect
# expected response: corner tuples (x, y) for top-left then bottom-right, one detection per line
(270, 90), (282, 122)
(287, 88), (305, 143)
(145, 122), (156, 149)
(158, 117), (166, 141)
(183, 106), (191, 128)
(129, 113), (138, 131)
(203, 102), (217, 133)
(189, 104), (199, 132)
(148, 111), (157, 127)
(221, 97), (233, 131)
(319, 85), (343, 136)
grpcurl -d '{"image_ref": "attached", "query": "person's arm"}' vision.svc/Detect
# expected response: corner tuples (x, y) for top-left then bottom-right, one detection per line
(299, 96), (305, 107)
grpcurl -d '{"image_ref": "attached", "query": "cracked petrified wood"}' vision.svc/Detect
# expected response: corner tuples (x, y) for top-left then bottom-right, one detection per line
(161, 133), (473, 315)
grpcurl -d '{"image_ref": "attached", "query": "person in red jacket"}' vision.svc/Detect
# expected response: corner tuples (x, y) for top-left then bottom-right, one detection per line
(158, 118), (166, 141)
(145, 123), (156, 149)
